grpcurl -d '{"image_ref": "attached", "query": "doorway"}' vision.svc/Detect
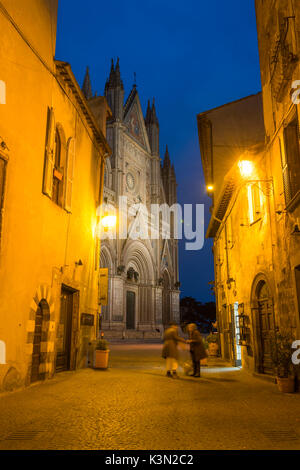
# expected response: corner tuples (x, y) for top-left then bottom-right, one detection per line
(162, 271), (170, 326)
(256, 280), (275, 375)
(56, 286), (75, 372)
(31, 304), (43, 382)
(126, 291), (136, 329)
(31, 299), (49, 383)
(230, 302), (242, 367)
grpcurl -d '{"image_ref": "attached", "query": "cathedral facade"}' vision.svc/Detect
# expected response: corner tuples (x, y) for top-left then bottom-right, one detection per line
(83, 60), (180, 339)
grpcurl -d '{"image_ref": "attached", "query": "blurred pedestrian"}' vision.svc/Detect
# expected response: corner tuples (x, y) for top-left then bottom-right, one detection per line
(187, 323), (207, 377)
(162, 322), (187, 378)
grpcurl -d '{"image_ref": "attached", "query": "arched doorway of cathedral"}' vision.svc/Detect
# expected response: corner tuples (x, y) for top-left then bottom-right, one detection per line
(251, 274), (275, 375)
(162, 270), (171, 327)
(123, 241), (155, 329)
(100, 244), (114, 324)
(31, 299), (50, 383)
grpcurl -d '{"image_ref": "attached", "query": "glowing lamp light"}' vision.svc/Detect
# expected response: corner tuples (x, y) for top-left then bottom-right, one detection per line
(238, 160), (254, 178)
(207, 185), (214, 192)
(101, 215), (116, 230)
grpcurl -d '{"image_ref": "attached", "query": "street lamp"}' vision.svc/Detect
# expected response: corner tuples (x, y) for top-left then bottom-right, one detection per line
(238, 160), (254, 178)
(101, 214), (116, 232)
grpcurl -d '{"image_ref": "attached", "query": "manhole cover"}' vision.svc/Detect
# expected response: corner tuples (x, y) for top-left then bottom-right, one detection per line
(5, 431), (41, 440)
(262, 430), (299, 442)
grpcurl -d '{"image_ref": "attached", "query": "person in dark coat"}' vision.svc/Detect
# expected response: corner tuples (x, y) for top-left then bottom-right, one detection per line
(187, 323), (207, 377)
(162, 322), (187, 378)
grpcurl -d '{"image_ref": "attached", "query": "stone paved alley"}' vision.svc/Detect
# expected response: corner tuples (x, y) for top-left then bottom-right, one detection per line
(0, 344), (300, 450)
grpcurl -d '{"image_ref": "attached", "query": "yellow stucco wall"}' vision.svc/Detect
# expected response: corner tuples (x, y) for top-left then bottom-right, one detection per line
(212, 0), (300, 373)
(0, 0), (107, 387)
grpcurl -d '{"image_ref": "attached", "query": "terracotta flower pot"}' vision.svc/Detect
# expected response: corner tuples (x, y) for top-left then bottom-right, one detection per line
(94, 349), (109, 369)
(208, 342), (219, 357)
(277, 376), (295, 393)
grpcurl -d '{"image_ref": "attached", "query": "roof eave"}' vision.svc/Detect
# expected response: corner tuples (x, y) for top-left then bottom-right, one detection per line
(55, 61), (111, 156)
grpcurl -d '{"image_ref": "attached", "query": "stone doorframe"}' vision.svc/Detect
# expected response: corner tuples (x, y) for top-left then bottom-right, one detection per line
(26, 284), (55, 385)
(250, 272), (276, 374)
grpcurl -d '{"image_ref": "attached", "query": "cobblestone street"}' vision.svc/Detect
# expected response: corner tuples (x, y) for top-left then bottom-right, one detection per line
(0, 344), (300, 450)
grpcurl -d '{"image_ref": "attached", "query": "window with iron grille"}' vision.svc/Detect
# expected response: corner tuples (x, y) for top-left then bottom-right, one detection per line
(237, 303), (252, 347)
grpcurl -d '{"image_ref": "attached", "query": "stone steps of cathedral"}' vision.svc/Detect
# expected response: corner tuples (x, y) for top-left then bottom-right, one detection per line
(100, 330), (163, 343)
(104, 338), (163, 344)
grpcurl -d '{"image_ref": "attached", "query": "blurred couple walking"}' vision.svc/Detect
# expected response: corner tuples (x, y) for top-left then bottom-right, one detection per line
(162, 322), (207, 378)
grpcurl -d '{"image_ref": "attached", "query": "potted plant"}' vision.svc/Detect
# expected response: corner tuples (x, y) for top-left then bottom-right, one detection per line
(94, 338), (110, 369)
(206, 333), (219, 357)
(270, 330), (296, 393)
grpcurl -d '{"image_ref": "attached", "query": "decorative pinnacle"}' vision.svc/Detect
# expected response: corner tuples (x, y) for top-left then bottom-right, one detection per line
(164, 145), (171, 166)
(82, 66), (93, 100)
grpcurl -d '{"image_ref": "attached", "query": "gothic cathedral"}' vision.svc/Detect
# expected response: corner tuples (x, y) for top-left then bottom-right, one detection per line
(83, 59), (180, 339)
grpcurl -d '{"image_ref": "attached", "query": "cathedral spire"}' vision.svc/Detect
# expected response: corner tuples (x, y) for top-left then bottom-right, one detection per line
(164, 145), (171, 167)
(145, 97), (159, 155)
(114, 57), (124, 89)
(104, 58), (124, 121)
(145, 99), (152, 125)
(105, 59), (115, 93)
(151, 98), (159, 125)
(82, 66), (93, 100)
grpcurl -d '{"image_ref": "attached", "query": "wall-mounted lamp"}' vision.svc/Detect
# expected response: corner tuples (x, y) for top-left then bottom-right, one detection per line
(238, 160), (254, 178)
(226, 277), (235, 290)
(207, 185), (214, 192)
(101, 214), (117, 232)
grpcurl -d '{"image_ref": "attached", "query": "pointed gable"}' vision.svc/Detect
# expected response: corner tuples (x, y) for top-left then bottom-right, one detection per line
(123, 87), (150, 152)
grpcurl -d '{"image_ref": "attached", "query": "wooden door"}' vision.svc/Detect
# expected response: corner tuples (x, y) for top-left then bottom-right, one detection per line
(258, 300), (275, 375)
(126, 291), (135, 330)
(31, 306), (43, 383)
(56, 287), (73, 372)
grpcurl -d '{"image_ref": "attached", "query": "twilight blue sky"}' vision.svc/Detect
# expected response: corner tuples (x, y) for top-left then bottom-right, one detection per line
(55, 0), (261, 302)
